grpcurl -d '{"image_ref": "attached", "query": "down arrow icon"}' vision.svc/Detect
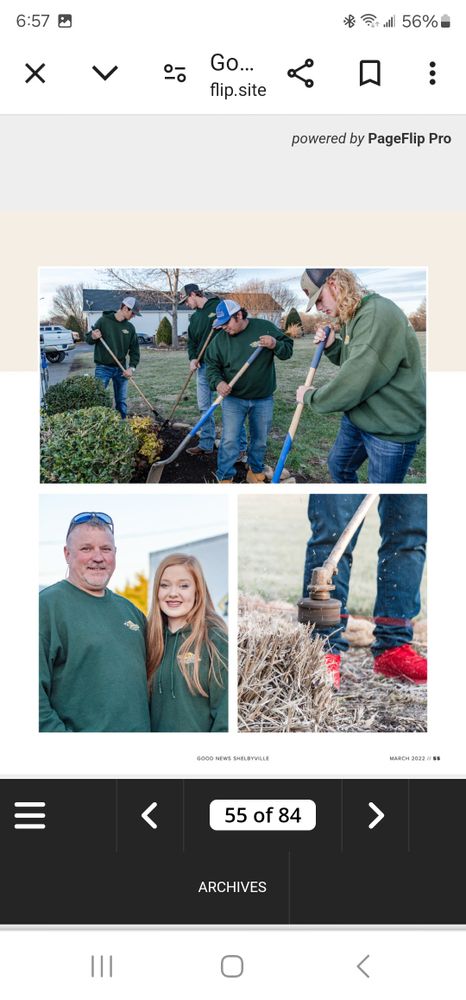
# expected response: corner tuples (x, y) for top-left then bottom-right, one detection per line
(92, 65), (119, 81)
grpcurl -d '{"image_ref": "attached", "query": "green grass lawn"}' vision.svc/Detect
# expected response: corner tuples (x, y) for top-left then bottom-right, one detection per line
(71, 332), (426, 483)
(238, 495), (427, 616)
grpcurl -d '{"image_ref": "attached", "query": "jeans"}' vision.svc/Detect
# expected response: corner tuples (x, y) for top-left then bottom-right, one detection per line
(217, 395), (274, 481)
(95, 364), (129, 419)
(303, 494), (427, 655)
(328, 413), (419, 484)
(197, 365), (246, 454)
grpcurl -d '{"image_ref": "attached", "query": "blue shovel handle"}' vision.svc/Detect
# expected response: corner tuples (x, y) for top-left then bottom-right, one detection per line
(271, 326), (331, 483)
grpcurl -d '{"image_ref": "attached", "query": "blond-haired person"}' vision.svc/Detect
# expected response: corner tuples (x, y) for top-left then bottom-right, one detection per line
(147, 554), (228, 732)
(296, 269), (425, 483)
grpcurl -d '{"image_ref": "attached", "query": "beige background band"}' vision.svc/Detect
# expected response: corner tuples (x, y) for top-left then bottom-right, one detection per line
(1, 209), (461, 371)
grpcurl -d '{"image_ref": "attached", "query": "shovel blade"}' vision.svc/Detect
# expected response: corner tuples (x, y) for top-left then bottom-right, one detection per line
(146, 463), (165, 484)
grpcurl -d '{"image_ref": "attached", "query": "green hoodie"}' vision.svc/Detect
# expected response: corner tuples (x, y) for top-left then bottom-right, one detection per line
(205, 318), (293, 399)
(187, 297), (221, 360)
(85, 310), (140, 369)
(39, 580), (150, 732)
(304, 293), (425, 443)
(150, 624), (228, 733)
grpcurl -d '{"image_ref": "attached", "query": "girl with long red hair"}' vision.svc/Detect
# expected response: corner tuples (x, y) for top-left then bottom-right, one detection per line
(147, 553), (228, 732)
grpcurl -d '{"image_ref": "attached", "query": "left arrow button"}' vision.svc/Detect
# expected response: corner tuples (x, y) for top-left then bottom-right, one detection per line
(92, 65), (118, 81)
(141, 802), (158, 830)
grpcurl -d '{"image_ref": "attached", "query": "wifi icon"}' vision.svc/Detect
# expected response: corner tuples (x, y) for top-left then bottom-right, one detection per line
(361, 13), (378, 25)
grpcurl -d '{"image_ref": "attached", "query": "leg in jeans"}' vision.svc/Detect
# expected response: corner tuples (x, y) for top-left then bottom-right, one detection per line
(361, 430), (419, 484)
(328, 414), (368, 483)
(111, 369), (129, 419)
(247, 396), (274, 473)
(95, 364), (128, 418)
(303, 494), (366, 654)
(216, 395), (248, 480)
(196, 364), (216, 452)
(372, 494), (427, 654)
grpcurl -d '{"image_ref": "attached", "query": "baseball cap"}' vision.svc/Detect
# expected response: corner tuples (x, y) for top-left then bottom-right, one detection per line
(212, 299), (242, 329)
(178, 283), (202, 304)
(122, 296), (142, 316)
(301, 269), (336, 312)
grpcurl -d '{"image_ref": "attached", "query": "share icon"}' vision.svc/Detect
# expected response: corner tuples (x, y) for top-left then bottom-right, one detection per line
(287, 58), (314, 87)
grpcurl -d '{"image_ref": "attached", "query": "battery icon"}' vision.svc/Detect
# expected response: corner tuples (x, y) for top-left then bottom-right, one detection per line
(440, 14), (451, 27)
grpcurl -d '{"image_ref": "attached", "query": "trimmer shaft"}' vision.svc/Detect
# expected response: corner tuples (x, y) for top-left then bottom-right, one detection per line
(297, 596), (342, 628)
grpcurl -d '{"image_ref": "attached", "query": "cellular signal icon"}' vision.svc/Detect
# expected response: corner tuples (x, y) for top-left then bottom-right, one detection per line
(361, 13), (378, 25)
(383, 14), (396, 26)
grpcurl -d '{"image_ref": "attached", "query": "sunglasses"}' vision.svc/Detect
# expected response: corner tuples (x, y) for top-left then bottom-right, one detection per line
(68, 512), (114, 534)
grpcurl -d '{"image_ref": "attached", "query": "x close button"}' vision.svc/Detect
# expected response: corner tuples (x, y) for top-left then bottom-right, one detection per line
(25, 62), (45, 83)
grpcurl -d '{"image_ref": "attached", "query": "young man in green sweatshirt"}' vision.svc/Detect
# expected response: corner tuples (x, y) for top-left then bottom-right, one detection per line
(206, 299), (293, 482)
(85, 296), (141, 419)
(39, 512), (150, 733)
(178, 283), (223, 457)
(296, 269), (426, 483)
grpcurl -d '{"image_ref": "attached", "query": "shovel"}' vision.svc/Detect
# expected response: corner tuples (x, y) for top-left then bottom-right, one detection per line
(98, 335), (161, 419)
(147, 345), (264, 484)
(162, 327), (216, 428)
(271, 325), (331, 483)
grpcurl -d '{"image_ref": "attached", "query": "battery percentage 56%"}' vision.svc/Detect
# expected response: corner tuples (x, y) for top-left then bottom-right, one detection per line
(402, 14), (439, 26)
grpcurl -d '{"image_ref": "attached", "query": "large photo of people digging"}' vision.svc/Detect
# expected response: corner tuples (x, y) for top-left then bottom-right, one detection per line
(39, 266), (426, 485)
(238, 494), (427, 734)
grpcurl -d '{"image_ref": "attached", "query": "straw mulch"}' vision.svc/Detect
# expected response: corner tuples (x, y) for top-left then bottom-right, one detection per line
(238, 598), (427, 734)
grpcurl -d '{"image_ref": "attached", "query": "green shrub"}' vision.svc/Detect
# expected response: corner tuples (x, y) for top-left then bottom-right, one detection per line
(156, 316), (173, 346)
(43, 375), (112, 415)
(40, 406), (137, 483)
(285, 307), (303, 331)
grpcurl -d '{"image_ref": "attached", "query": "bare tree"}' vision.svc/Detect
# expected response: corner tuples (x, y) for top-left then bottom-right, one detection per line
(232, 278), (297, 322)
(408, 298), (427, 332)
(101, 268), (237, 349)
(52, 283), (87, 338)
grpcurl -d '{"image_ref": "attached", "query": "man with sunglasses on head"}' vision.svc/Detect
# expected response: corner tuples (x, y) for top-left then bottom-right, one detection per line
(85, 296), (142, 419)
(39, 512), (150, 732)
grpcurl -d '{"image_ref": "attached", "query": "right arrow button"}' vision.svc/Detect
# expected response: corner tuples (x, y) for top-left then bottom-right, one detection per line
(368, 801), (385, 830)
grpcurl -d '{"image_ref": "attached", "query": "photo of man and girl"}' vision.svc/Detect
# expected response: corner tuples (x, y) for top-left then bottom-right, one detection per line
(39, 497), (228, 733)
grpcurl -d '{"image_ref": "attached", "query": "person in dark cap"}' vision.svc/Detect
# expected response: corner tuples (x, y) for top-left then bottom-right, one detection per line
(178, 284), (246, 460)
(296, 269), (425, 483)
(86, 296), (142, 419)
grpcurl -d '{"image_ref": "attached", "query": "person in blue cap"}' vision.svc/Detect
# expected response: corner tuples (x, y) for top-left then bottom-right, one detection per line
(205, 299), (293, 483)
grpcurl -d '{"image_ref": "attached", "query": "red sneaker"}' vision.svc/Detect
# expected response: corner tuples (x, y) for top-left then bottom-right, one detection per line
(374, 645), (427, 684)
(325, 653), (341, 690)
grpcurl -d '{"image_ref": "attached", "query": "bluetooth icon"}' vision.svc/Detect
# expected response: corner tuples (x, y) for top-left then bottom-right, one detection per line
(344, 14), (356, 27)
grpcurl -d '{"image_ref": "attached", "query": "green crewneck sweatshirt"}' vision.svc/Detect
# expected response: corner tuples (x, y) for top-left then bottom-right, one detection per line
(304, 293), (425, 442)
(150, 624), (228, 733)
(39, 580), (150, 732)
(187, 297), (221, 360)
(205, 318), (293, 399)
(85, 310), (140, 369)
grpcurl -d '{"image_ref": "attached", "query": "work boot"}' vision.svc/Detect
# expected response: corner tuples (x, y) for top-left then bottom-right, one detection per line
(186, 445), (214, 457)
(215, 476), (234, 483)
(324, 653), (341, 690)
(246, 468), (266, 484)
(374, 645), (427, 684)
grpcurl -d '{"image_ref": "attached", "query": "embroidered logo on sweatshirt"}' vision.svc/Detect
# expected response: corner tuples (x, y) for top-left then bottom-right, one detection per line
(124, 620), (140, 631)
(180, 652), (195, 665)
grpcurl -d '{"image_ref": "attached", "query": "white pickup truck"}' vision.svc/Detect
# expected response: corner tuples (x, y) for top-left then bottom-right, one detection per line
(40, 325), (75, 363)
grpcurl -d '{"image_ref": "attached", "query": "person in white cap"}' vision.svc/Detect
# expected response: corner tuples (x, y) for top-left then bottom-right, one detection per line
(85, 297), (142, 419)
